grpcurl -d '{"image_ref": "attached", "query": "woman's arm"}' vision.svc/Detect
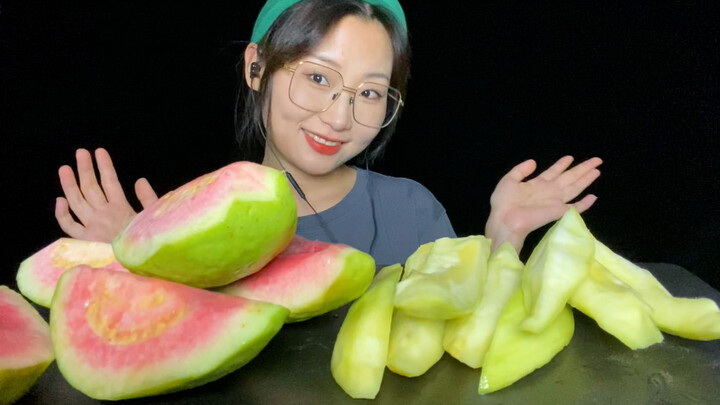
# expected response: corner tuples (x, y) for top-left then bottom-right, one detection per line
(55, 148), (158, 242)
(484, 156), (602, 252)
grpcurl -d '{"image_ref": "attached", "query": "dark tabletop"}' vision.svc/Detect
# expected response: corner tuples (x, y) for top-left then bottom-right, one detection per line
(16, 263), (720, 405)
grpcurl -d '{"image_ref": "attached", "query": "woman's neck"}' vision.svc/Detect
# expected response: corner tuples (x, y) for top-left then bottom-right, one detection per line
(261, 155), (357, 217)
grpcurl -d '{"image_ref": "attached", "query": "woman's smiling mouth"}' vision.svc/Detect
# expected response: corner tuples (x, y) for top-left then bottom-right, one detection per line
(303, 130), (343, 155)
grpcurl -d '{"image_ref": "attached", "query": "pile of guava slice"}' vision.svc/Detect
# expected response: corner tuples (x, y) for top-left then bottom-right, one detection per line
(6, 161), (376, 401)
(7, 159), (720, 402)
(329, 208), (720, 399)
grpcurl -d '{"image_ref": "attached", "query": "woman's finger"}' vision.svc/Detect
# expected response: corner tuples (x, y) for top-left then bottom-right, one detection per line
(571, 194), (598, 214)
(95, 148), (129, 204)
(504, 203), (570, 235)
(561, 168), (601, 202)
(503, 159), (538, 182)
(75, 148), (108, 206)
(55, 197), (87, 239)
(557, 157), (603, 188)
(135, 178), (159, 208)
(538, 155), (574, 181)
(58, 165), (92, 219)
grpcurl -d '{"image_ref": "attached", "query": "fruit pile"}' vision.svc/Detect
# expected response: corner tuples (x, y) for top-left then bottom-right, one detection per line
(2, 161), (719, 403)
(330, 208), (720, 399)
(1, 162), (375, 402)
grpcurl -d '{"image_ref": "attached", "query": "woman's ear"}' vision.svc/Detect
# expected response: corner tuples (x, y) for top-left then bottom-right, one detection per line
(244, 43), (263, 91)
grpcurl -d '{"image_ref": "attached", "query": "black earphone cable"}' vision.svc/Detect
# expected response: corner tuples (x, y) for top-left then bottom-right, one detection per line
(365, 150), (379, 258)
(235, 73), (351, 245)
(258, 125), (319, 215)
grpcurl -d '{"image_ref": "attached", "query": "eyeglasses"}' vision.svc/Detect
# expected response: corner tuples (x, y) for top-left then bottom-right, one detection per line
(282, 61), (403, 129)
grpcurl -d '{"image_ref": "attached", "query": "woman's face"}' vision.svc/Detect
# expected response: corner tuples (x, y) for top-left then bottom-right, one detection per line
(264, 15), (394, 176)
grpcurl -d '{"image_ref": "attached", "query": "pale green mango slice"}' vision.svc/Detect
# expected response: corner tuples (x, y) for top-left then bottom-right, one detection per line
(402, 241), (433, 280)
(568, 259), (663, 349)
(386, 311), (445, 377)
(444, 243), (523, 368)
(331, 264), (402, 399)
(479, 289), (574, 395)
(522, 207), (594, 333)
(394, 236), (491, 320)
(595, 240), (720, 340)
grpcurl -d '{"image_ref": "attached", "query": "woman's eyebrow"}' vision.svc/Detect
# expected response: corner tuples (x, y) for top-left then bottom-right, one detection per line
(365, 72), (391, 81)
(311, 54), (391, 82)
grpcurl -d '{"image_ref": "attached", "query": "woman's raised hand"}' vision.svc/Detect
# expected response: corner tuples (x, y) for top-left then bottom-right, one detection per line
(54, 148), (158, 243)
(485, 156), (602, 252)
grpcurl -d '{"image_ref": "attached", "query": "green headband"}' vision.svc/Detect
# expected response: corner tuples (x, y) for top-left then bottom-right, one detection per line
(250, 0), (407, 43)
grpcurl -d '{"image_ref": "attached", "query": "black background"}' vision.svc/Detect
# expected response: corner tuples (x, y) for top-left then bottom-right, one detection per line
(1, 1), (718, 290)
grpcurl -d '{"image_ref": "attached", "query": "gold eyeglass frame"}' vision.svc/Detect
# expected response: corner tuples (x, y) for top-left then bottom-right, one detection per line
(282, 61), (404, 129)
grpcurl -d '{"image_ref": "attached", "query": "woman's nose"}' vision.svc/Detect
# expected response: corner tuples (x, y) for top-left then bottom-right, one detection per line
(319, 90), (353, 131)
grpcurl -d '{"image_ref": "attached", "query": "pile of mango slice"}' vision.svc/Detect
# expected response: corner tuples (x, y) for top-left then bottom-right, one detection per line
(330, 208), (720, 399)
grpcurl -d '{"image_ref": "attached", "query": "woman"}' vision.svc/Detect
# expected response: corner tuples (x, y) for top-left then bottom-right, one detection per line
(54, 0), (602, 265)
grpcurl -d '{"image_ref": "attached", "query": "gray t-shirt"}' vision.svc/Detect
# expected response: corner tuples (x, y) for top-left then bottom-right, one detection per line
(296, 168), (456, 266)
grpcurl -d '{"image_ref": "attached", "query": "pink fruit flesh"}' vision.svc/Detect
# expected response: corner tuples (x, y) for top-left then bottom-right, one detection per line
(0, 287), (53, 369)
(124, 162), (270, 241)
(0, 299), (35, 358)
(228, 236), (343, 299)
(61, 267), (252, 370)
(32, 239), (122, 289)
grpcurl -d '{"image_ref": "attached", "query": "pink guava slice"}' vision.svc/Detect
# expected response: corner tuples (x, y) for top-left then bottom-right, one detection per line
(220, 236), (375, 322)
(112, 161), (297, 288)
(16, 238), (127, 308)
(0, 286), (55, 404)
(50, 265), (289, 400)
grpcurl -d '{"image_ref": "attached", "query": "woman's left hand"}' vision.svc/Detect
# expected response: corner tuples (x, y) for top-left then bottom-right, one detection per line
(485, 156), (603, 252)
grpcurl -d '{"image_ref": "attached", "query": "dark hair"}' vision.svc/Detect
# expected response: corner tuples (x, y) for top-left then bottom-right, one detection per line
(235, 0), (411, 166)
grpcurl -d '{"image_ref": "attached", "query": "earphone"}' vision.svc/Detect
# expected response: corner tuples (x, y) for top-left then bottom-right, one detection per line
(250, 62), (261, 79)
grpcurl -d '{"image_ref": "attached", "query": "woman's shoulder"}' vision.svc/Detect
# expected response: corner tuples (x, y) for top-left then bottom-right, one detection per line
(358, 168), (457, 250)
(362, 169), (436, 197)
(359, 169), (446, 213)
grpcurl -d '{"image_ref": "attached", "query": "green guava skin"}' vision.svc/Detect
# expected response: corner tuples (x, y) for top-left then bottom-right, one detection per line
(220, 241), (376, 323)
(91, 306), (288, 400)
(113, 171), (297, 288)
(16, 238), (121, 308)
(50, 268), (290, 400)
(0, 285), (55, 405)
(286, 250), (375, 322)
(53, 303), (290, 401)
(0, 361), (53, 404)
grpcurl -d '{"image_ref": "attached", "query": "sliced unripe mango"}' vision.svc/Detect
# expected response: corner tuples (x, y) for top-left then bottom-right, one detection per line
(595, 240), (720, 340)
(0, 286), (55, 404)
(522, 207), (593, 333)
(479, 289), (574, 394)
(386, 310), (445, 377)
(394, 236), (491, 320)
(568, 260), (663, 349)
(402, 240), (433, 280)
(444, 243), (523, 368)
(331, 264), (402, 399)
(220, 236), (375, 322)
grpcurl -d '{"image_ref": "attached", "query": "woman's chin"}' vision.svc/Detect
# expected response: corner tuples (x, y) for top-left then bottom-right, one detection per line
(295, 155), (352, 177)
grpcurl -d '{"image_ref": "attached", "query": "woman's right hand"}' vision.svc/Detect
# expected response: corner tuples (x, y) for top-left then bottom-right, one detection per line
(55, 148), (159, 243)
